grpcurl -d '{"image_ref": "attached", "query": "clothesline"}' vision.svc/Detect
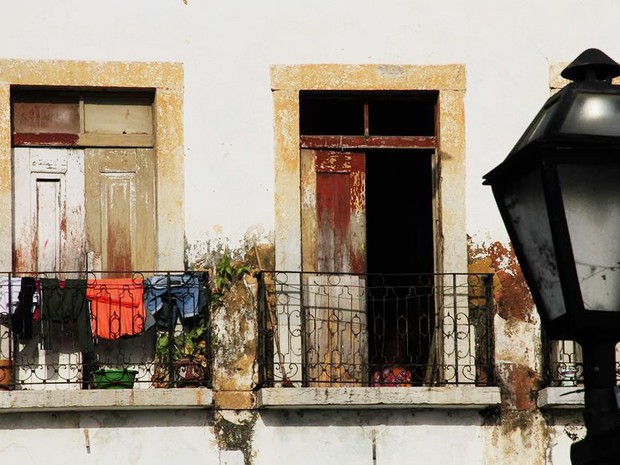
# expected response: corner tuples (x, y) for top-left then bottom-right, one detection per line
(0, 273), (208, 352)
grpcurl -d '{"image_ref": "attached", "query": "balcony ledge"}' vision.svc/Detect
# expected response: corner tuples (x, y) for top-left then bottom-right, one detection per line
(0, 388), (213, 413)
(256, 386), (501, 409)
(537, 386), (584, 409)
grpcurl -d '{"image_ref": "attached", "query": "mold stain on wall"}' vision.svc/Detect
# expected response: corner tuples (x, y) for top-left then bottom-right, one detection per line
(215, 410), (258, 465)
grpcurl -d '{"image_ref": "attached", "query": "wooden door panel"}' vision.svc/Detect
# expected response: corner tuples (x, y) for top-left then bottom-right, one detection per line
(317, 172), (350, 272)
(101, 173), (135, 272)
(300, 149), (367, 387)
(13, 147), (85, 273)
(36, 180), (62, 272)
(85, 148), (155, 273)
(302, 149), (366, 273)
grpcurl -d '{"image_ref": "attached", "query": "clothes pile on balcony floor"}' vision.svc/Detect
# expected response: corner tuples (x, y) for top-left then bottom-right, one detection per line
(371, 366), (413, 387)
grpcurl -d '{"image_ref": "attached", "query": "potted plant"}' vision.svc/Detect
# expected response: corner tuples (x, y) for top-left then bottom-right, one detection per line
(93, 368), (139, 389)
(153, 323), (209, 388)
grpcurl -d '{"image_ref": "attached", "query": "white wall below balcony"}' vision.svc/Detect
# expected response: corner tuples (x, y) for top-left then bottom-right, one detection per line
(0, 407), (584, 465)
(0, 410), (219, 465)
(253, 409), (488, 465)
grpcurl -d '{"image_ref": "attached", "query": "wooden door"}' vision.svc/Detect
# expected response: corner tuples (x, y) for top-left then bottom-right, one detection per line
(301, 149), (368, 386)
(13, 147), (86, 273)
(302, 150), (366, 273)
(85, 148), (156, 274)
(13, 147), (85, 389)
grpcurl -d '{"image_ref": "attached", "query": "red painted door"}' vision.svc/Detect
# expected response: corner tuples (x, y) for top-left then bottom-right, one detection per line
(301, 149), (366, 274)
(315, 151), (366, 273)
(301, 149), (368, 386)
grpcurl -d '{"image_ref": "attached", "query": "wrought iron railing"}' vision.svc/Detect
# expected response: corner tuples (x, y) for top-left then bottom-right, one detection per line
(538, 333), (620, 387)
(256, 271), (495, 388)
(542, 334), (585, 387)
(0, 271), (211, 390)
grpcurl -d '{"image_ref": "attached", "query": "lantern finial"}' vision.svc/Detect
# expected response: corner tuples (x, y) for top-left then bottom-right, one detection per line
(561, 48), (620, 83)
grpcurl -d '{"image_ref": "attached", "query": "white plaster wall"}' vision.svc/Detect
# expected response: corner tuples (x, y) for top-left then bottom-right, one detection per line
(0, 0), (618, 251)
(0, 408), (584, 465)
(252, 410), (487, 465)
(0, 410), (217, 464)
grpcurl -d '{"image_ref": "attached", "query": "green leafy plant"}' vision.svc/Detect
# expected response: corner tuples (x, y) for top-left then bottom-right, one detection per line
(153, 323), (209, 388)
(210, 252), (250, 309)
(155, 323), (208, 363)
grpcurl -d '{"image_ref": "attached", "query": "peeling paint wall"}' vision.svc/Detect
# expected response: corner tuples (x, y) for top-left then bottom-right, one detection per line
(0, 1), (612, 464)
(211, 277), (258, 410)
(468, 238), (585, 464)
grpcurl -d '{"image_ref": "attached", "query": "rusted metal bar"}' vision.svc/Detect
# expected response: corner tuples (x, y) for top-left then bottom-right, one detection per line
(300, 135), (437, 150)
(13, 133), (79, 146)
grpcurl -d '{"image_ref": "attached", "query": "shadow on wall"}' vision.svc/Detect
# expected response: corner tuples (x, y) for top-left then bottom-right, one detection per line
(258, 408), (487, 428)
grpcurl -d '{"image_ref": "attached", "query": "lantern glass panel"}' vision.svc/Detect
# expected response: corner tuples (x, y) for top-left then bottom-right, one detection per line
(497, 168), (566, 320)
(558, 163), (620, 311)
(561, 93), (620, 137)
(509, 99), (558, 156)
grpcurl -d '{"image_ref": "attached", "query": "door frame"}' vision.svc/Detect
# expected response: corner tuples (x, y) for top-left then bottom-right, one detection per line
(0, 59), (184, 271)
(271, 64), (467, 276)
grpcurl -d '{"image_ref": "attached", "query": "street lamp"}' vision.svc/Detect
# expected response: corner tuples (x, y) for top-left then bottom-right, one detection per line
(483, 48), (620, 465)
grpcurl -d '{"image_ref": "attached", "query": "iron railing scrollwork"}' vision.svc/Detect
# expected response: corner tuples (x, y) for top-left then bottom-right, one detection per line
(256, 271), (495, 388)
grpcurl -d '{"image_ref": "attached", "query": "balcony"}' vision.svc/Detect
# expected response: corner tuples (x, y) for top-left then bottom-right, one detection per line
(0, 271), (211, 398)
(256, 271), (495, 395)
(538, 337), (620, 409)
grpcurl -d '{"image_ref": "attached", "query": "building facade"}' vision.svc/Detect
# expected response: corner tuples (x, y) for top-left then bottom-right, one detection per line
(0, 1), (610, 463)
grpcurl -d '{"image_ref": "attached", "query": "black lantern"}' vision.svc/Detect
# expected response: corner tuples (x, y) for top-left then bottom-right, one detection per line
(484, 48), (620, 341)
(484, 49), (620, 465)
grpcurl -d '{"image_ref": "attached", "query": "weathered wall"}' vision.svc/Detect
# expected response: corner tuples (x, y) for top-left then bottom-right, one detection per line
(0, 1), (604, 464)
(0, 408), (584, 465)
(469, 240), (585, 464)
(0, 1), (616, 254)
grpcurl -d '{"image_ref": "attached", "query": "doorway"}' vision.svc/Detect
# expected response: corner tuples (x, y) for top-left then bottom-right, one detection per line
(366, 149), (435, 384)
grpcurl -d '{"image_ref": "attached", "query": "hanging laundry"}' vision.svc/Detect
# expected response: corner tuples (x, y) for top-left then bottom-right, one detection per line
(40, 279), (93, 353)
(143, 273), (207, 331)
(87, 278), (145, 340)
(12, 277), (36, 340)
(0, 277), (23, 316)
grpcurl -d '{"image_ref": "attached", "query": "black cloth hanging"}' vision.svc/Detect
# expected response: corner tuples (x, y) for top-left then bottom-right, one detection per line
(40, 278), (93, 352)
(11, 277), (35, 341)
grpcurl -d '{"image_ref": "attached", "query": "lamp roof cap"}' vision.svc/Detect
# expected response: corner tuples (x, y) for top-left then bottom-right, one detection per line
(561, 48), (620, 82)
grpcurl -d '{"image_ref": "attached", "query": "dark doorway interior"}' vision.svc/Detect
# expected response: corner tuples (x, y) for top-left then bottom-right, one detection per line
(366, 149), (436, 384)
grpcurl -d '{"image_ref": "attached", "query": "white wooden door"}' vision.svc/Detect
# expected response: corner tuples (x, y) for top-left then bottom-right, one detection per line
(13, 148), (86, 273)
(13, 147), (86, 390)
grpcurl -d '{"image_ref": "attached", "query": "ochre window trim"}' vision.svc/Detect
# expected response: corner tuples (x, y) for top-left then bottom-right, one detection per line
(271, 64), (467, 275)
(0, 59), (185, 270)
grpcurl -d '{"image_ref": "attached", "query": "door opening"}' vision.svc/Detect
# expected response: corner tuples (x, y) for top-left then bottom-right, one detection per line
(366, 149), (435, 384)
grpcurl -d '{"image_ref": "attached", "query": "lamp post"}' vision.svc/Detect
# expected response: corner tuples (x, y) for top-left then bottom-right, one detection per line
(483, 48), (620, 465)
